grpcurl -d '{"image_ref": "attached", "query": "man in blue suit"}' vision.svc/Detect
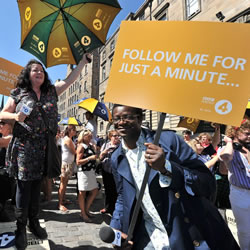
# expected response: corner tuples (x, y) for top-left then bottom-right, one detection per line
(110, 104), (239, 250)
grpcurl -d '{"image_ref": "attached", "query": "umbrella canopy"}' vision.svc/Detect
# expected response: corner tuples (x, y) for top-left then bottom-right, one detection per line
(74, 97), (111, 121)
(58, 117), (82, 126)
(17, 0), (121, 67)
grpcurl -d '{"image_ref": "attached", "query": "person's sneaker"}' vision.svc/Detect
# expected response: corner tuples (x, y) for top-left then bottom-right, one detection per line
(29, 221), (48, 239)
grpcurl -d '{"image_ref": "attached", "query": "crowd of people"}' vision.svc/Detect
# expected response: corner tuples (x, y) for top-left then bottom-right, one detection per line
(0, 53), (249, 250)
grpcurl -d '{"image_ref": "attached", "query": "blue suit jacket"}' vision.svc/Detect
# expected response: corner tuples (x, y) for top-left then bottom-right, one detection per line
(110, 129), (239, 250)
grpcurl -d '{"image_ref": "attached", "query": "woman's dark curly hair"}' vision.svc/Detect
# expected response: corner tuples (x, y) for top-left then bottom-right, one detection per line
(15, 59), (52, 92)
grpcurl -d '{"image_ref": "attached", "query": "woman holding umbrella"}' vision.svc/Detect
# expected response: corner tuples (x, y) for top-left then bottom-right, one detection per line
(0, 53), (91, 250)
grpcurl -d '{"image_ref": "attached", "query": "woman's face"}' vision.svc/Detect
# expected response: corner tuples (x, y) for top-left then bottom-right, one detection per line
(83, 133), (92, 144)
(110, 132), (120, 144)
(69, 126), (76, 137)
(200, 135), (209, 144)
(29, 64), (45, 88)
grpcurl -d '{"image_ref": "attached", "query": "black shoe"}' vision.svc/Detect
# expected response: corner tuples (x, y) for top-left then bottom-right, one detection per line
(15, 229), (27, 250)
(29, 221), (48, 239)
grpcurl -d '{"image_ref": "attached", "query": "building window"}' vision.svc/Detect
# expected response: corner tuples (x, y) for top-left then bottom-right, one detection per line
(102, 65), (106, 81)
(102, 50), (106, 60)
(79, 84), (82, 94)
(100, 93), (105, 103)
(100, 121), (104, 131)
(158, 13), (167, 20)
(110, 40), (115, 51)
(110, 58), (113, 69)
(84, 81), (88, 93)
(185, 0), (201, 19)
(139, 12), (145, 20)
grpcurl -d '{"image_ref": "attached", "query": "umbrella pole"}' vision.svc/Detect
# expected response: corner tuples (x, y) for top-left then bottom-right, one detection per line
(125, 112), (166, 243)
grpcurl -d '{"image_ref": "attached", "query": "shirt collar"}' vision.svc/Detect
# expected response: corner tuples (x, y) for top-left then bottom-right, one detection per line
(121, 131), (146, 154)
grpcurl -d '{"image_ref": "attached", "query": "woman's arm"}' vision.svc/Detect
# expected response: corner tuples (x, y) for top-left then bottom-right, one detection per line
(218, 136), (234, 163)
(64, 137), (76, 155)
(76, 144), (96, 165)
(55, 54), (91, 96)
(0, 135), (12, 148)
(1, 97), (27, 122)
(211, 124), (220, 149)
(205, 154), (219, 169)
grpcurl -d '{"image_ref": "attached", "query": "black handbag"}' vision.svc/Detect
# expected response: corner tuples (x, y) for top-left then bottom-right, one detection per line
(39, 106), (61, 178)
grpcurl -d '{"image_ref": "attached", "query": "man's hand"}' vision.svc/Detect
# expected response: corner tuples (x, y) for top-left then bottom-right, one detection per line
(113, 231), (133, 249)
(144, 143), (165, 172)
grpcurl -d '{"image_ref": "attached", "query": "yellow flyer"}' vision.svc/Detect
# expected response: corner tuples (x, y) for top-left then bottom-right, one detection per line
(104, 21), (250, 126)
(0, 58), (23, 96)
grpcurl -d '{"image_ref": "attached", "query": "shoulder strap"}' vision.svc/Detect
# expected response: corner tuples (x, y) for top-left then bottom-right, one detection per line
(37, 104), (49, 129)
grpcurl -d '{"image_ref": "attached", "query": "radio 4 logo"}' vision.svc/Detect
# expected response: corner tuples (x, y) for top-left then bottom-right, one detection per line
(0, 232), (15, 248)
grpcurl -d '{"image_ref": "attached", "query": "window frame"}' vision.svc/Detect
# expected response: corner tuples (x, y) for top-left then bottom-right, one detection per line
(185, 0), (201, 20)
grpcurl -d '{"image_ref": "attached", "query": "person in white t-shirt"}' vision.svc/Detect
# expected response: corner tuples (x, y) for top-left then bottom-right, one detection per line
(58, 125), (76, 212)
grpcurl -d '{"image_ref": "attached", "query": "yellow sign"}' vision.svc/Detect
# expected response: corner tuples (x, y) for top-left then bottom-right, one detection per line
(104, 21), (250, 126)
(0, 58), (23, 96)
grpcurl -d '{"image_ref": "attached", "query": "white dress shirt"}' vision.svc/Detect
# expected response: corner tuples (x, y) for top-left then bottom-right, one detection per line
(122, 132), (171, 249)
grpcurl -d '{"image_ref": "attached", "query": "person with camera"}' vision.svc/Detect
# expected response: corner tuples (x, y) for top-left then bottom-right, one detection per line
(99, 129), (120, 215)
(219, 118), (250, 250)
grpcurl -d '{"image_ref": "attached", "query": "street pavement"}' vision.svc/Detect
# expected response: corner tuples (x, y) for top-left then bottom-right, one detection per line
(3, 175), (114, 250)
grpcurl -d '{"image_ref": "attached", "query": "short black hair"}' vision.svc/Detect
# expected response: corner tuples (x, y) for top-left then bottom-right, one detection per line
(112, 104), (143, 118)
(182, 130), (192, 135)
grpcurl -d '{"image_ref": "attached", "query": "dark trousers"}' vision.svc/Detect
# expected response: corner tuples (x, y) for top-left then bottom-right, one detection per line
(15, 179), (42, 228)
(0, 175), (15, 205)
(102, 170), (117, 214)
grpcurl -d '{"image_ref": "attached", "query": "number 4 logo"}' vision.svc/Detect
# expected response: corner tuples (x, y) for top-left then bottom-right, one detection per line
(215, 100), (232, 115)
(0, 232), (15, 248)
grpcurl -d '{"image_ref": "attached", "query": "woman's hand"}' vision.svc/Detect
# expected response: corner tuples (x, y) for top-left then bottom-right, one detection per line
(83, 53), (92, 63)
(15, 112), (27, 122)
(224, 136), (233, 144)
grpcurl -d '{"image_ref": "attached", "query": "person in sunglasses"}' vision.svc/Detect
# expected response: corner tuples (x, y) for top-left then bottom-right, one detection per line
(109, 104), (239, 250)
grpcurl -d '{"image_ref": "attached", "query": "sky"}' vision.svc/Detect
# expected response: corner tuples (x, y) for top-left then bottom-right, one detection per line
(0, 0), (145, 102)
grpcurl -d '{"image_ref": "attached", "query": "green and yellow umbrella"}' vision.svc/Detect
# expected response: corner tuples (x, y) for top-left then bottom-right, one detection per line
(17, 0), (121, 67)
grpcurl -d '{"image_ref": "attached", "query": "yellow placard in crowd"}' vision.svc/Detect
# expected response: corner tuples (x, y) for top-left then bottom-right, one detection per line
(0, 58), (22, 96)
(104, 21), (250, 126)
